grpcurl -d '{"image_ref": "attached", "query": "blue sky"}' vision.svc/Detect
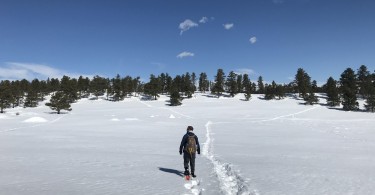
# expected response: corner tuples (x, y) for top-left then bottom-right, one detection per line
(0, 0), (374, 84)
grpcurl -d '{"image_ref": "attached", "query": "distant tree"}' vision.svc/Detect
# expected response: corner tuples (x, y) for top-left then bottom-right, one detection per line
(357, 65), (372, 99)
(122, 76), (134, 98)
(305, 92), (319, 105)
(264, 81), (277, 100)
(257, 76), (264, 94)
(144, 74), (161, 100)
(169, 80), (182, 106)
(340, 68), (359, 111)
(111, 74), (124, 101)
(212, 69), (225, 97)
(24, 79), (40, 107)
(237, 74), (243, 93)
(10, 80), (24, 107)
(191, 72), (197, 92)
(311, 80), (318, 93)
(295, 68), (312, 99)
(49, 78), (60, 92)
(45, 91), (72, 114)
(243, 74), (252, 101)
(90, 75), (108, 99)
(275, 84), (286, 99)
(59, 76), (78, 103)
(77, 76), (90, 98)
(226, 71), (238, 97)
(198, 72), (209, 93)
(365, 84), (375, 112)
(165, 74), (172, 94)
(0, 80), (13, 113)
(183, 72), (194, 98)
(325, 77), (340, 107)
(159, 73), (167, 94)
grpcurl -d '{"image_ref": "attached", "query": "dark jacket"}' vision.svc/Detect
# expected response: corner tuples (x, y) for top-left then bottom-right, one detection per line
(179, 131), (200, 154)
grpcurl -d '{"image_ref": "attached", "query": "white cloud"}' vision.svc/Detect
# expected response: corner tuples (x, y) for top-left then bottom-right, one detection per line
(177, 52), (195, 59)
(179, 19), (198, 35)
(235, 68), (256, 75)
(199, 17), (209, 23)
(223, 23), (234, 30)
(0, 62), (94, 81)
(249, 36), (257, 44)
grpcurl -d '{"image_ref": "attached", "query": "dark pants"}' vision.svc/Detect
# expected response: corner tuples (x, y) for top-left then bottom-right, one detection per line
(183, 152), (196, 173)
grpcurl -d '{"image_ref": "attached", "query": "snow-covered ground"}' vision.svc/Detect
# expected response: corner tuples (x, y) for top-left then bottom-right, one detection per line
(1, 94), (375, 195)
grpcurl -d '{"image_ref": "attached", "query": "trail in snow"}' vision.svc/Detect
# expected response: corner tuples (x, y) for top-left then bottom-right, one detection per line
(203, 121), (259, 195)
(183, 178), (202, 195)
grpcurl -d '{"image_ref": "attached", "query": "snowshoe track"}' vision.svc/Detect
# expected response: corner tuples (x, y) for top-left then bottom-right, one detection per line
(203, 121), (259, 195)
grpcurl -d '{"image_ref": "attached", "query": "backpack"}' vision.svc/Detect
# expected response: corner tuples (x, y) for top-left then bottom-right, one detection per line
(186, 135), (197, 154)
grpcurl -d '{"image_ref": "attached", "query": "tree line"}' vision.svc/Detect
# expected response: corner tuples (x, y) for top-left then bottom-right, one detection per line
(0, 65), (374, 113)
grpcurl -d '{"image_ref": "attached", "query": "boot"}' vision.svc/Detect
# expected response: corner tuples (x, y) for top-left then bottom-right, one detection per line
(184, 169), (190, 176)
(191, 172), (196, 178)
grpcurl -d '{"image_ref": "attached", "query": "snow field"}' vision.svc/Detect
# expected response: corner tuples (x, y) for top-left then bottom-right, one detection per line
(1, 94), (375, 195)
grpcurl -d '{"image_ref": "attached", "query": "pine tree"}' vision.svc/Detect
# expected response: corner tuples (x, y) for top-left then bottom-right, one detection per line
(325, 77), (340, 107)
(198, 72), (209, 93)
(111, 74), (124, 101)
(275, 84), (286, 99)
(312, 80), (318, 93)
(305, 92), (319, 105)
(183, 72), (194, 98)
(45, 91), (72, 114)
(0, 80), (13, 113)
(212, 69), (225, 97)
(77, 76), (90, 98)
(364, 71), (375, 112)
(90, 75), (108, 99)
(24, 79), (40, 107)
(169, 80), (182, 106)
(11, 80), (24, 107)
(237, 74), (243, 93)
(257, 76), (264, 94)
(357, 65), (372, 99)
(60, 76), (78, 103)
(144, 74), (161, 100)
(226, 71), (238, 97)
(295, 68), (312, 99)
(191, 72), (197, 92)
(340, 68), (359, 111)
(243, 74), (251, 101)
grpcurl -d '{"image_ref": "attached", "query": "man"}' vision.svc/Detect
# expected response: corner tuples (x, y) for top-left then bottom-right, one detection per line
(179, 125), (200, 178)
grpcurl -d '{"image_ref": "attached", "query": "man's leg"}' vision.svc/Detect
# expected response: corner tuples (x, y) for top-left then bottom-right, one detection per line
(183, 152), (190, 175)
(190, 153), (196, 177)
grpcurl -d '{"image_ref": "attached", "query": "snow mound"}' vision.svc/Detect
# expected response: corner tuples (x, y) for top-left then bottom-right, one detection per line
(23, 117), (48, 123)
(111, 118), (120, 121)
(169, 114), (175, 118)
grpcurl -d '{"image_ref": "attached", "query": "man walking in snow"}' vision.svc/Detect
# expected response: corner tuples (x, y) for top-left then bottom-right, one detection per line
(179, 126), (200, 178)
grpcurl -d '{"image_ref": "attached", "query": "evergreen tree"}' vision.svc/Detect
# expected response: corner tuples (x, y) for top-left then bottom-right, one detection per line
(49, 78), (60, 92)
(237, 74), (243, 93)
(11, 80), (24, 107)
(357, 65), (371, 99)
(340, 68), (359, 111)
(212, 69), (225, 97)
(305, 91), (319, 105)
(24, 79), (40, 107)
(198, 72), (209, 93)
(312, 80), (318, 93)
(165, 74), (172, 94)
(45, 91), (72, 114)
(275, 84), (286, 100)
(264, 83), (275, 100)
(90, 75), (108, 99)
(191, 72), (197, 92)
(0, 80), (13, 113)
(257, 76), (264, 94)
(143, 74), (161, 100)
(295, 68), (312, 99)
(243, 74), (251, 101)
(325, 77), (340, 107)
(111, 74), (124, 101)
(226, 71), (238, 97)
(77, 76), (90, 98)
(122, 76), (134, 98)
(169, 80), (182, 106)
(183, 72), (194, 98)
(365, 84), (375, 112)
(159, 73), (167, 94)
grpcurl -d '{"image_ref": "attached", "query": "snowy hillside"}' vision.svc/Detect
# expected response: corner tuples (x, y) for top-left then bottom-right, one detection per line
(1, 94), (375, 195)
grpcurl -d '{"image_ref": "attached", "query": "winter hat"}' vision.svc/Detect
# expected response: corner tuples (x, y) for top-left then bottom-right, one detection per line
(187, 126), (194, 131)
